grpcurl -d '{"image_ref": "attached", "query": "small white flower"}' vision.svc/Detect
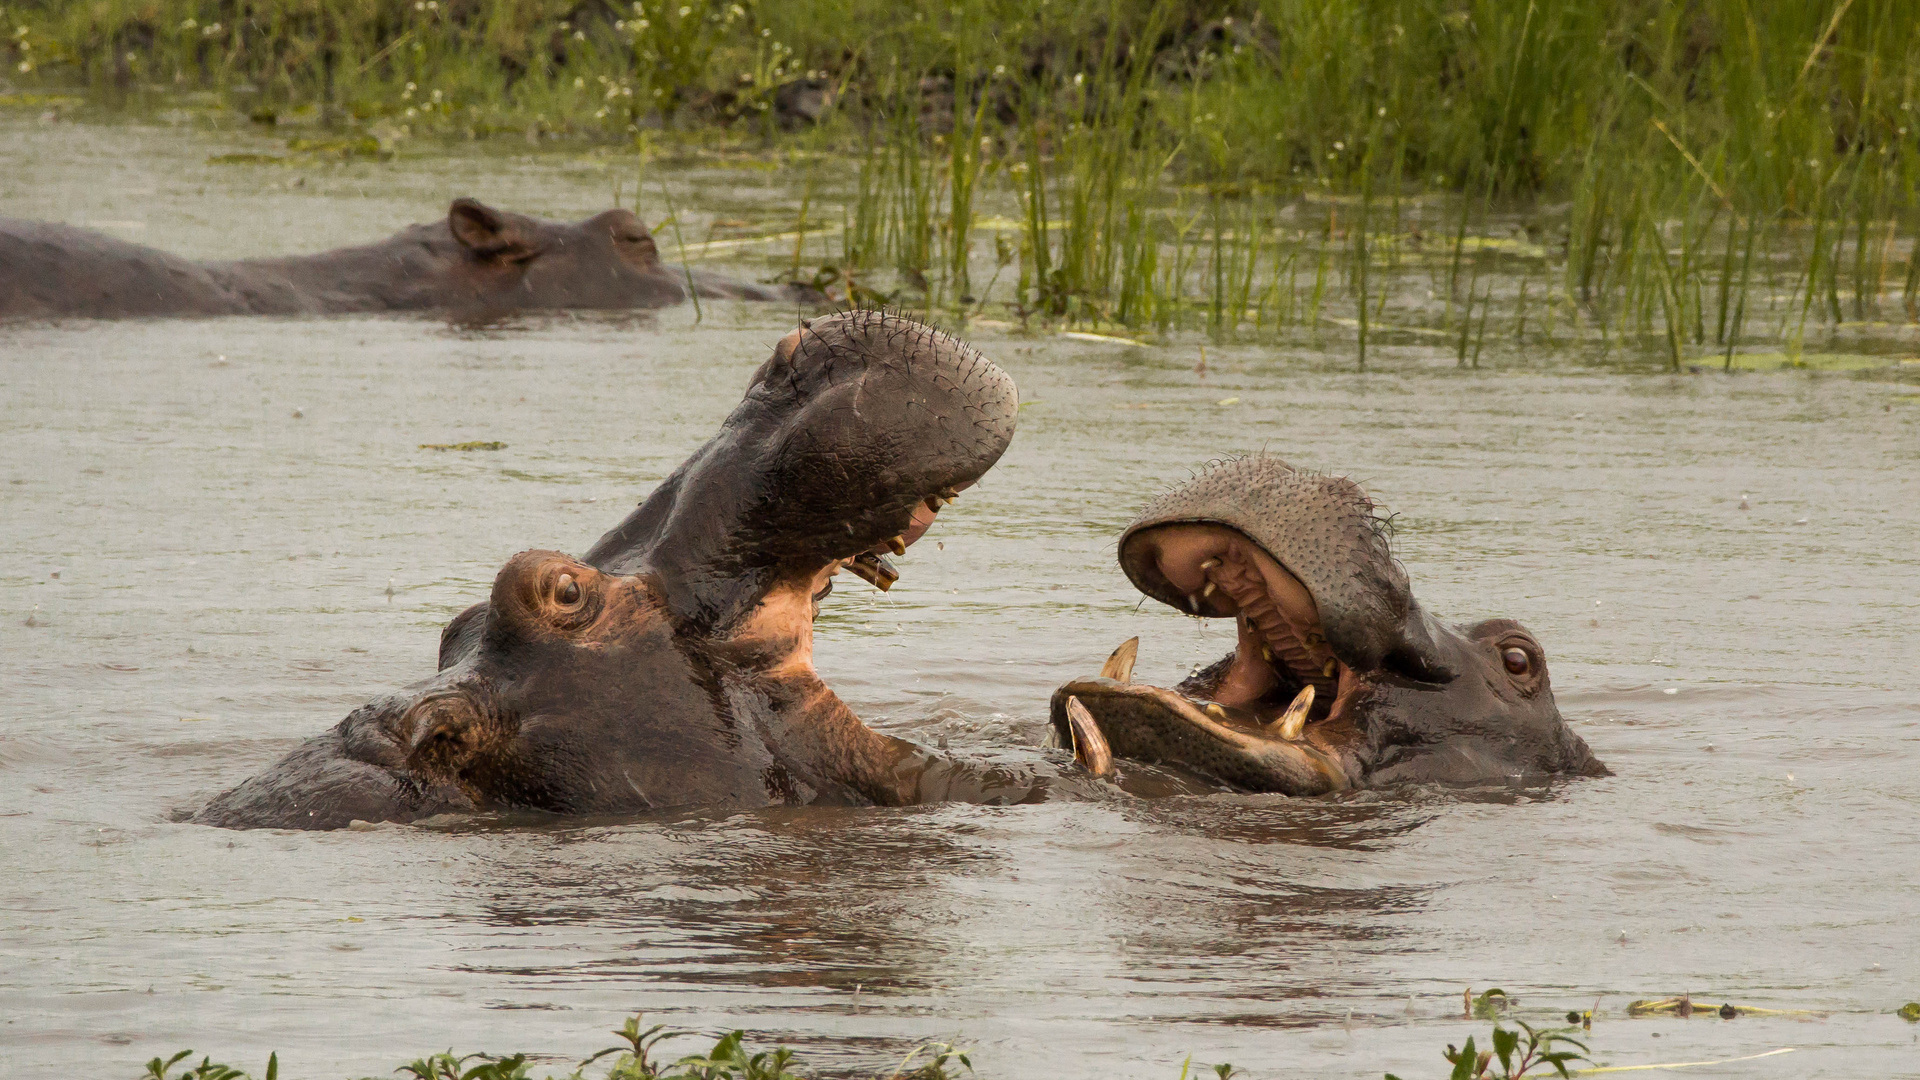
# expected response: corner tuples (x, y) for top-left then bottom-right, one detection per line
(1073, 72), (1084, 86)
(574, 30), (585, 40)
(1333, 141), (1344, 150)
(574, 76), (585, 88)
(679, 5), (691, 15)
(638, 19), (649, 28)
(994, 64), (1005, 76)
(17, 60), (29, 72)
(180, 17), (197, 29)
(405, 107), (417, 117)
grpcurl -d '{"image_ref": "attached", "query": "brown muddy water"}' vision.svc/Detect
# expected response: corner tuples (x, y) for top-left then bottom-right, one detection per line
(3, 116), (1920, 1079)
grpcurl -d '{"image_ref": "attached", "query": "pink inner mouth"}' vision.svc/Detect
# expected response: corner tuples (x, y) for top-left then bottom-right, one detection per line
(843, 481), (975, 591)
(1127, 522), (1349, 727)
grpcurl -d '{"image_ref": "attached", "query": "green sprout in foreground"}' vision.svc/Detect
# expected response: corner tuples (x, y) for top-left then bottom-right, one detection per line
(1386, 1021), (1590, 1080)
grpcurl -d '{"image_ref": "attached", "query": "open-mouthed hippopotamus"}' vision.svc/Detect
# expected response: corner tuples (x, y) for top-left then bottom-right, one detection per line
(1050, 456), (1606, 794)
(193, 310), (1017, 829)
(0, 198), (808, 320)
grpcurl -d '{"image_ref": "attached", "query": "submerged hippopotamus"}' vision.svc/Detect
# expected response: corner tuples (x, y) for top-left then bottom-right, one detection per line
(0, 198), (806, 320)
(194, 310), (1018, 829)
(1051, 456), (1606, 793)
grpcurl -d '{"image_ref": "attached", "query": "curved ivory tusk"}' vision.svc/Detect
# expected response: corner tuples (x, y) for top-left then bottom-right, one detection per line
(1099, 637), (1140, 683)
(1065, 696), (1114, 779)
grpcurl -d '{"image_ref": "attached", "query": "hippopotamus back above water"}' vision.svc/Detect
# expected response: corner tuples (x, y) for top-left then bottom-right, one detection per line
(0, 198), (807, 319)
(1051, 456), (1608, 794)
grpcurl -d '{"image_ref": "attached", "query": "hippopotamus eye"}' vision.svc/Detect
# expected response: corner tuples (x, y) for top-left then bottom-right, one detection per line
(1502, 647), (1532, 676)
(556, 573), (582, 606)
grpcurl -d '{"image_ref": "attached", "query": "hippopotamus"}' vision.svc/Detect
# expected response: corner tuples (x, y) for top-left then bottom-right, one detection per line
(193, 310), (1019, 829)
(0, 198), (807, 320)
(1050, 456), (1607, 793)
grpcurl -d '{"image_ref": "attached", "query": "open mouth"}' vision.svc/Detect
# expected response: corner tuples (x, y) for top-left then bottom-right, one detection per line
(1051, 520), (1357, 794)
(1124, 521), (1356, 737)
(840, 483), (966, 592)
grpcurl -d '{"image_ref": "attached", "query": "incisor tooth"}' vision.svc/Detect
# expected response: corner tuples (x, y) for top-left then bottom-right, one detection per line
(1064, 696), (1113, 779)
(1270, 684), (1315, 741)
(1202, 581), (1217, 599)
(1199, 558), (1221, 571)
(1099, 637), (1140, 683)
(886, 535), (907, 555)
(1323, 658), (1338, 678)
(924, 495), (944, 512)
(1186, 593), (1202, 613)
(938, 486), (960, 500)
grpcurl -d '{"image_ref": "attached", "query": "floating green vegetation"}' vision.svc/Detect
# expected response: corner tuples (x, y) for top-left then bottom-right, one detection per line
(1386, 1021), (1588, 1080)
(420, 441), (508, 451)
(1719, 351), (1911, 372)
(5, 0), (1919, 365)
(1899, 1002), (1920, 1022)
(141, 1015), (975, 1080)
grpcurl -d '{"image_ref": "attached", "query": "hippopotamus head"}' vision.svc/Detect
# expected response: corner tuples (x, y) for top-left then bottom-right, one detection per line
(438, 198), (687, 309)
(425, 198), (803, 311)
(1050, 456), (1606, 795)
(195, 310), (1017, 828)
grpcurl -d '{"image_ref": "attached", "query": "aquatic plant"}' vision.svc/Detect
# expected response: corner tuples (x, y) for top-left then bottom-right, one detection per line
(1384, 1021), (1589, 1080)
(6, 0), (1918, 363)
(138, 1015), (974, 1080)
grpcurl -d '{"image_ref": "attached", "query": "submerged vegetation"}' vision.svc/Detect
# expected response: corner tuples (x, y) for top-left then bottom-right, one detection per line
(5, 0), (1919, 364)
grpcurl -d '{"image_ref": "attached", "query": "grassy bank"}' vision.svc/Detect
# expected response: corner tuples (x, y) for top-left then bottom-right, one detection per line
(4, 0), (1918, 362)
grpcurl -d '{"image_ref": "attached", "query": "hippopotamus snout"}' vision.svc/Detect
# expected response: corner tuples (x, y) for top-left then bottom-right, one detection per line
(1053, 455), (1607, 795)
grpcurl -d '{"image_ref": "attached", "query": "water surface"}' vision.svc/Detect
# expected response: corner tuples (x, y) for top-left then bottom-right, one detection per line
(3, 115), (1919, 1078)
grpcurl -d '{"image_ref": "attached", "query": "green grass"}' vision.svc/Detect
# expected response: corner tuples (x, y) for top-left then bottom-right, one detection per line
(5, 0), (1918, 362)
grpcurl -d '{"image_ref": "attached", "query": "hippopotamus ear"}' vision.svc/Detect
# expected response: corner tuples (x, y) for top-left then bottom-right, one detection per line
(448, 198), (538, 262)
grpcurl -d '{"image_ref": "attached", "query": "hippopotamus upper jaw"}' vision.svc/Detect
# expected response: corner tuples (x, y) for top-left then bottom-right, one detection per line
(585, 311), (1018, 635)
(1054, 455), (1606, 794)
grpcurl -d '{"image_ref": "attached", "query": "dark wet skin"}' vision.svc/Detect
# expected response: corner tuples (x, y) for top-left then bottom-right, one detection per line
(194, 310), (1027, 829)
(0, 198), (811, 320)
(1050, 456), (1608, 794)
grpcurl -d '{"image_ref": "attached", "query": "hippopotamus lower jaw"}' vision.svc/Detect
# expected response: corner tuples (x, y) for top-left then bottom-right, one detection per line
(1050, 675), (1355, 795)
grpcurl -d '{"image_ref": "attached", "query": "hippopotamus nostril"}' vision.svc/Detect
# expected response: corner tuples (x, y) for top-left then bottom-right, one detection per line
(403, 692), (488, 778)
